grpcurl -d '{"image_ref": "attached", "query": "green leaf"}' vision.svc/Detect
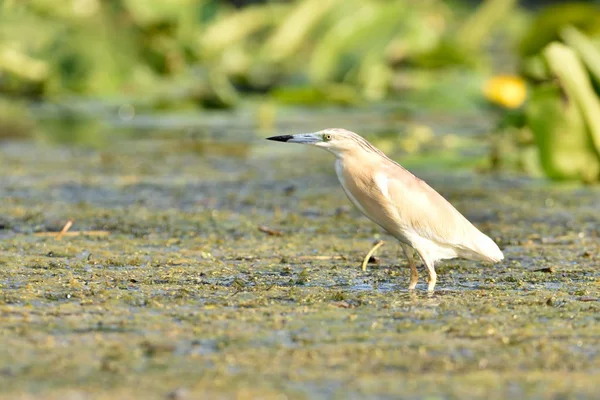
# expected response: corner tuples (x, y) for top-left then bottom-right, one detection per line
(309, 1), (409, 83)
(560, 25), (600, 86)
(456, 0), (518, 51)
(519, 2), (600, 58)
(525, 42), (600, 182)
(526, 84), (599, 181)
(544, 42), (600, 157)
(262, 0), (343, 62)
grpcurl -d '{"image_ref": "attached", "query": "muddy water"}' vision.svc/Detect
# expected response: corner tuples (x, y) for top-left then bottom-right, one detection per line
(0, 107), (599, 399)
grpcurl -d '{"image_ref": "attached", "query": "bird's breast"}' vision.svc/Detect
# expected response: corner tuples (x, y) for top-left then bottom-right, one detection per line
(334, 158), (408, 241)
(334, 159), (371, 217)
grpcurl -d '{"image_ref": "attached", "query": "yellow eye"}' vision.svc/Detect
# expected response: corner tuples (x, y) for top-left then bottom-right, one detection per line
(324, 134), (332, 141)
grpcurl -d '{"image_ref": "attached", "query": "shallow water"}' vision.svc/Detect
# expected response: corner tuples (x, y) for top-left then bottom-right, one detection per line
(0, 105), (599, 399)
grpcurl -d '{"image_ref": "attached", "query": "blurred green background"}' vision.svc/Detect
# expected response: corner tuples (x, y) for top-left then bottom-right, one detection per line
(2, 0), (600, 182)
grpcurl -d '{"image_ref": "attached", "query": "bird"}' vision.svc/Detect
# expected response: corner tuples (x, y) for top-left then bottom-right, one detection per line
(267, 128), (504, 291)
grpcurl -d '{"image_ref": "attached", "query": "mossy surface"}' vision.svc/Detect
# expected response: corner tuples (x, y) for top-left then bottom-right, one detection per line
(0, 129), (599, 399)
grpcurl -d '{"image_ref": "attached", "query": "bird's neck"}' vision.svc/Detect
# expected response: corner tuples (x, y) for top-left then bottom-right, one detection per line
(324, 147), (347, 159)
(325, 145), (372, 160)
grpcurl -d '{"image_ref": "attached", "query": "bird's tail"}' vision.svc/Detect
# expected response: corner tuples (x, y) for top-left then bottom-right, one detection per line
(461, 231), (504, 263)
(474, 233), (504, 263)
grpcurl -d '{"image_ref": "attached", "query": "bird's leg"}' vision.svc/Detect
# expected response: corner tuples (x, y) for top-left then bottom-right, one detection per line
(401, 244), (418, 290)
(361, 240), (385, 272)
(424, 259), (437, 292)
(414, 250), (437, 292)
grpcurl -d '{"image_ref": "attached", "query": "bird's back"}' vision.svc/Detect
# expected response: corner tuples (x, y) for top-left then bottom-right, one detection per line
(336, 152), (504, 264)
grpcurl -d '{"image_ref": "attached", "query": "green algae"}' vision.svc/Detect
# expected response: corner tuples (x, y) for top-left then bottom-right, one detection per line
(0, 125), (599, 399)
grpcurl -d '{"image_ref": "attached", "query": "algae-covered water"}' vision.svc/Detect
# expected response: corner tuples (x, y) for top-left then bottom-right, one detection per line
(0, 106), (599, 399)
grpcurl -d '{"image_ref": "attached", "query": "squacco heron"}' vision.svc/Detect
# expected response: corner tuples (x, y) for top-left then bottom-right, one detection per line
(267, 128), (504, 291)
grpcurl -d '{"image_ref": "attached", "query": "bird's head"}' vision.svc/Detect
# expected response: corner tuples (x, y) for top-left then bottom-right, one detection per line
(267, 128), (361, 156)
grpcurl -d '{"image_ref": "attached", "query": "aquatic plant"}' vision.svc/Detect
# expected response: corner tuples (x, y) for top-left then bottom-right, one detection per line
(0, 0), (513, 105)
(487, 2), (600, 183)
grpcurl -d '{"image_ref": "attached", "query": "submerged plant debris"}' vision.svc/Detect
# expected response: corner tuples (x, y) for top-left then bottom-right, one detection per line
(0, 118), (599, 399)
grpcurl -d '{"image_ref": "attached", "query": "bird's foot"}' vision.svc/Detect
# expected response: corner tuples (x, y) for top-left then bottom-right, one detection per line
(408, 274), (418, 290)
(427, 272), (437, 292)
(407, 260), (418, 290)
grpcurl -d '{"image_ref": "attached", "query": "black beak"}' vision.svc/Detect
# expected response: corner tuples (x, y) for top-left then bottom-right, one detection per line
(266, 135), (293, 142)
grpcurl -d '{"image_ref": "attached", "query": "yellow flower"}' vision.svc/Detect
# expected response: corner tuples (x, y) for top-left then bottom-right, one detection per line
(483, 75), (527, 109)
